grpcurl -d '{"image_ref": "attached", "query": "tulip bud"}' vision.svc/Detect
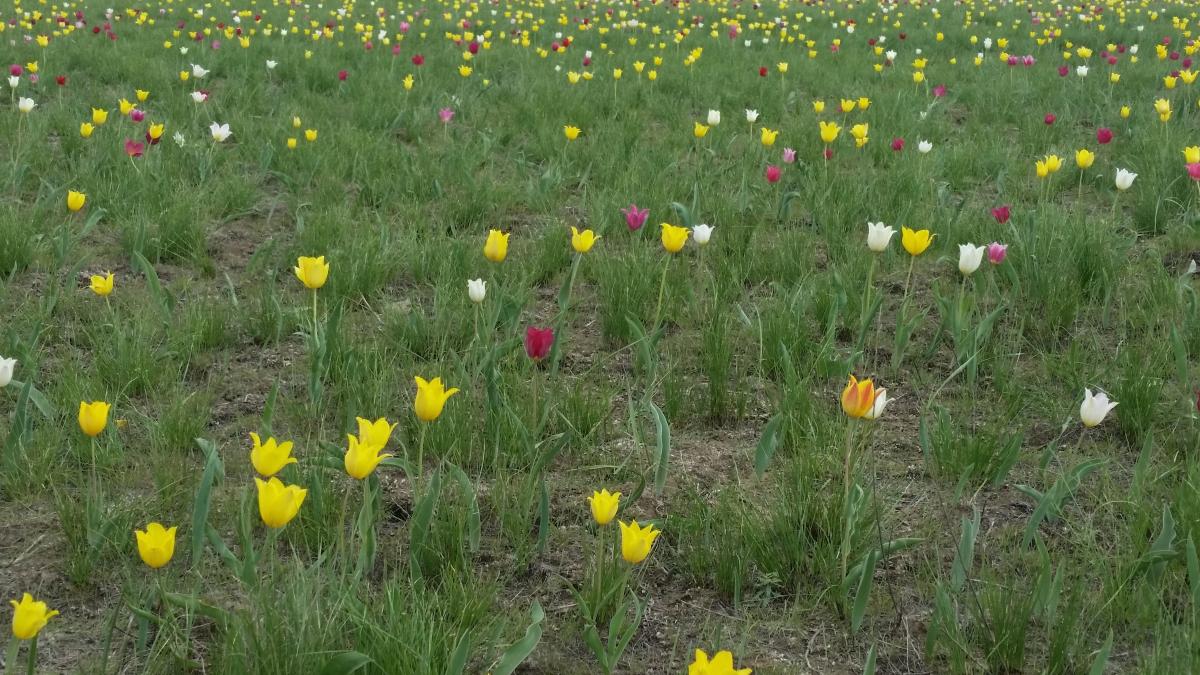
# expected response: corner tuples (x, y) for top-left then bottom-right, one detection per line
(468, 278), (486, 303)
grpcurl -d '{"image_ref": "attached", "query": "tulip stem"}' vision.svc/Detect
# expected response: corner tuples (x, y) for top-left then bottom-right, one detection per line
(311, 288), (319, 336)
(592, 527), (606, 622)
(5, 636), (19, 675)
(415, 424), (428, 484)
(337, 482), (351, 565)
(25, 636), (37, 675)
(651, 255), (671, 338)
(840, 420), (858, 588)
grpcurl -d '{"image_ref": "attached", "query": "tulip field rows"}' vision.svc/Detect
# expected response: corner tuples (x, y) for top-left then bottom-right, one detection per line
(3, 0), (1200, 672)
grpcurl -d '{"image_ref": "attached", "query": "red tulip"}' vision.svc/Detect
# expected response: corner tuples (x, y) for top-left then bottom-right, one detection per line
(338, 69), (348, 81)
(1096, 127), (1113, 144)
(765, 165), (781, 183)
(991, 205), (1010, 224)
(124, 139), (145, 158)
(8, 64), (21, 76)
(55, 75), (66, 86)
(1044, 113), (1056, 125)
(1187, 163), (1200, 181)
(525, 327), (554, 361)
(412, 54), (424, 66)
(823, 148), (833, 160)
(1057, 65), (1069, 76)
(891, 137), (905, 151)
(758, 66), (768, 77)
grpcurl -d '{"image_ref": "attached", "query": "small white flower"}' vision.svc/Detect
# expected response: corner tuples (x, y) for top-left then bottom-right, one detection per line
(1075, 65), (1089, 77)
(0, 356), (16, 387)
(1186, 259), (1197, 276)
(266, 59), (278, 69)
(692, 224), (714, 245)
(191, 63), (209, 78)
(915, 48), (923, 55)
(707, 109), (721, 126)
(173, 131), (186, 147)
(209, 122), (231, 142)
(1114, 168), (1137, 190)
(585, 50), (593, 59)
(957, 243), (986, 276)
(846, 24), (855, 34)
(918, 140), (933, 153)
(744, 39), (752, 47)
(1080, 388), (1118, 427)
(180, 46), (189, 55)
(864, 388), (888, 420)
(7, 75), (19, 89)
(468, 279), (486, 303)
(1129, 44), (1139, 53)
(745, 108), (759, 123)
(17, 97), (35, 113)
(983, 37), (993, 50)
(866, 222), (895, 252)
(191, 91), (208, 103)
(885, 49), (897, 60)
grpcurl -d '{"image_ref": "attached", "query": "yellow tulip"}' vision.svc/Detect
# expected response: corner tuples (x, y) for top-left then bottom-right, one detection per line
(1110, 72), (1120, 84)
(840, 98), (856, 113)
(913, 70), (925, 83)
(135, 89), (149, 102)
(571, 226), (599, 253)
(1036, 160), (1050, 179)
(9, 593), (58, 641)
(403, 74), (414, 90)
(777, 61), (788, 73)
(414, 376), (460, 422)
(254, 477), (307, 528)
(857, 97), (871, 110)
(760, 127), (778, 147)
(78, 400), (111, 437)
(293, 256), (329, 289)
(840, 375), (877, 418)
(355, 416), (397, 449)
(118, 98), (135, 115)
(91, 108), (108, 125)
(287, 138), (298, 149)
(1044, 154), (1063, 173)
(900, 227), (934, 256)
(812, 100), (825, 113)
(79, 122), (94, 138)
(619, 520), (661, 564)
(689, 649), (752, 675)
(344, 434), (392, 480)
(613, 68), (623, 80)
(89, 272), (114, 296)
(850, 123), (869, 140)
(819, 120), (841, 144)
(1075, 149), (1095, 170)
(134, 522), (177, 569)
(1120, 105), (1131, 118)
(458, 65), (472, 77)
(67, 190), (86, 212)
(292, 116), (302, 128)
(693, 121), (709, 138)
(484, 229), (510, 262)
(564, 125), (581, 141)
(660, 223), (689, 253)
(304, 129), (318, 142)
(589, 489), (620, 526)
(148, 123), (164, 141)
(250, 432), (297, 477)
(1184, 146), (1200, 164)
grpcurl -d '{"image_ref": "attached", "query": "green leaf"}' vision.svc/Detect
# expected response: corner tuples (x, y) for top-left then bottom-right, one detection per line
(493, 601), (545, 675)
(1145, 505), (1177, 582)
(191, 438), (225, 563)
(850, 549), (879, 633)
(862, 644), (877, 675)
(536, 476), (550, 554)
(753, 413), (785, 478)
(648, 400), (671, 495)
(449, 463), (481, 554)
(1186, 536), (1200, 607)
(318, 651), (374, 675)
(6, 379), (54, 419)
(950, 507), (980, 593)
(409, 470), (442, 578)
(446, 631), (472, 675)
(132, 251), (174, 314)
(1087, 631), (1113, 675)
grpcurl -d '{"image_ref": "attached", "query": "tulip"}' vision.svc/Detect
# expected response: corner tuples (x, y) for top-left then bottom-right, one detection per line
(79, 400), (111, 437)
(693, 121), (709, 139)
(294, 256), (329, 289)
(1188, 163), (1200, 181)
(438, 107), (454, 124)
(484, 229), (510, 262)
(619, 520), (661, 564)
(414, 376), (460, 422)
(1186, 147), (1200, 164)
(863, 388), (889, 420)
(191, 63), (209, 78)
(0, 356), (14, 387)
(744, 109), (759, 123)
(840, 99), (856, 113)
(991, 205), (1010, 224)
(90, 272), (115, 296)
(524, 326), (555, 361)
(124, 139), (145, 158)
(765, 165), (781, 183)
(1080, 388), (1118, 427)
(958, 243), (986, 276)
(689, 649), (751, 675)
(190, 91), (208, 103)
(867, 222), (895, 252)
(67, 190), (87, 212)
(304, 129), (317, 142)
(571, 227), (599, 253)
(588, 489), (620, 526)
(1097, 128), (1113, 144)
(134, 522), (177, 569)
(1075, 149), (1095, 170)
(563, 125), (581, 141)
(819, 120), (841, 144)
(249, 432), (297, 477)
(891, 137), (905, 152)
(10, 593), (58, 640)
(621, 205), (648, 231)
(254, 477), (307, 528)
(692, 224), (713, 246)
(17, 97), (35, 113)
(760, 127), (778, 147)
(987, 242), (1008, 265)
(918, 140), (933, 153)
(80, 122), (94, 138)
(840, 375), (878, 418)
(706, 109), (721, 126)
(1044, 113), (1056, 125)
(210, 122), (231, 142)
(344, 434), (392, 480)
(782, 148), (797, 164)
(118, 98), (135, 115)
(468, 278), (486, 303)
(1155, 98), (1172, 122)
(661, 223), (690, 253)
(901, 227), (934, 256)
(1114, 168), (1137, 190)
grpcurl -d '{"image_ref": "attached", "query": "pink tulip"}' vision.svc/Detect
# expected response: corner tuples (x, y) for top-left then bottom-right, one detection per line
(124, 139), (145, 158)
(1044, 113), (1056, 125)
(782, 148), (797, 164)
(621, 204), (648, 231)
(991, 205), (1010, 224)
(765, 165), (781, 183)
(1188, 163), (1200, 181)
(891, 137), (905, 151)
(932, 84), (946, 98)
(439, 107), (454, 123)
(1096, 128), (1113, 144)
(987, 242), (1008, 265)
(130, 109), (145, 122)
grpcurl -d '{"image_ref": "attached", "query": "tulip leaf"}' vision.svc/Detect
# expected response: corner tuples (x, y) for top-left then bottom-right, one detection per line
(1087, 631), (1113, 675)
(354, 478), (378, 581)
(862, 644), (877, 675)
(132, 251), (174, 315)
(492, 600), (545, 675)
(648, 400), (671, 495)
(6, 379), (54, 420)
(446, 630), (472, 675)
(850, 548), (879, 633)
(753, 412), (785, 477)
(449, 463), (481, 554)
(1185, 536), (1200, 607)
(409, 469), (442, 578)
(191, 438), (225, 564)
(536, 475), (550, 554)
(318, 650), (374, 675)
(950, 506), (981, 593)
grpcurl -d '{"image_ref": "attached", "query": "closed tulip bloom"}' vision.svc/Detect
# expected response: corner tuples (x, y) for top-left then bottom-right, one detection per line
(571, 227), (599, 253)
(10, 593), (58, 640)
(80, 122), (94, 138)
(1036, 160), (1050, 179)
(563, 125), (581, 141)
(524, 326), (555, 360)
(619, 520), (661, 564)
(135, 522), (177, 569)
(819, 120), (840, 144)
(1120, 105), (1131, 118)
(1187, 164), (1200, 181)
(812, 99), (825, 113)
(92, 108), (109, 125)
(692, 224), (714, 245)
(90, 272), (114, 296)
(468, 278), (486, 303)
(863, 388), (889, 420)
(1186, 147), (1200, 164)
(987, 242), (1008, 264)
(588, 489), (620, 525)
(661, 223), (690, 253)
(867, 222), (895, 252)
(344, 435), (392, 479)
(254, 477), (307, 528)
(67, 190), (87, 212)
(484, 229), (510, 262)
(304, 129), (318, 142)
(1114, 168), (1137, 190)
(765, 165), (781, 183)
(693, 121), (709, 138)
(0, 356), (14, 387)
(1080, 388), (1118, 427)
(840, 375), (878, 418)
(1044, 154), (1063, 173)
(840, 98), (856, 113)
(901, 227), (934, 256)
(79, 400), (111, 436)
(760, 127), (778, 147)
(249, 432), (297, 477)
(958, 243), (986, 276)
(294, 256), (329, 289)
(689, 649), (751, 675)
(147, 123), (164, 142)
(287, 138), (297, 149)
(850, 123), (869, 140)
(414, 376), (460, 422)
(1075, 149), (1095, 169)
(622, 204), (649, 231)
(706, 109), (721, 126)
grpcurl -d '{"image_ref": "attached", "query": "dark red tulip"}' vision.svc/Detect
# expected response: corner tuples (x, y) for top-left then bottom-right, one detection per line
(55, 75), (66, 85)
(765, 165), (781, 183)
(891, 137), (905, 151)
(759, 66), (768, 77)
(524, 327), (555, 361)
(338, 69), (348, 81)
(1057, 65), (1069, 76)
(1096, 127), (1113, 144)
(411, 54), (424, 66)
(823, 148), (833, 160)
(468, 41), (479, 54)
(991, 205), (1011, 224)
(8, 64), (21, 76)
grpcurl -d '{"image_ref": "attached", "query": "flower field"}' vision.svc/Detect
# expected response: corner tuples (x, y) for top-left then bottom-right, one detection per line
(3, 0), (1200, 672)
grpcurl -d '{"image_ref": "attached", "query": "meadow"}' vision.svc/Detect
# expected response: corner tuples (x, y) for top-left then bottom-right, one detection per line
(3, 0), (1200, 672)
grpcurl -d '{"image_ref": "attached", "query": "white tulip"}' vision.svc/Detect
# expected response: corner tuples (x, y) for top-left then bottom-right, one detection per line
(958, 243), (986, 276)
(191, 91), (208, 103)
(209, 122), (231, 142)
(467, 279), (486, 303)
(180, 46), (189, 55)
(1187, 259), (1197, 276)
(707, 109), (721, 126)
(885, 50), (897, 61)
(173, 131), (186, 147)
(745, 108), (759, 123)
(17, 97), (35, 113)
(867, 222), (895, 252)
(864, 388), (888, 420)
(266, 59), (278, 69)
(7, 76), (18, 89)
(0, 356), (15, 387)
(1075, 65), (1089, 77)
(692, 224), (714, 245)
(918, 140), (933, 153)
(983, 37), (993, 50)
(744, 39), (752, 47)
(191, 63), (209, 78)
(1080, 388), (1118, 427)
(1114, 168), (1136, 190)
